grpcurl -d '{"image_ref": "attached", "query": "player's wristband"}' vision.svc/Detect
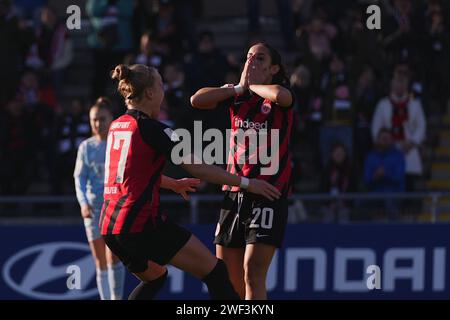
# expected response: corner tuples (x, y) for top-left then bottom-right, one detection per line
(240, 177), (250, 189)
(233, 84), (244, 95)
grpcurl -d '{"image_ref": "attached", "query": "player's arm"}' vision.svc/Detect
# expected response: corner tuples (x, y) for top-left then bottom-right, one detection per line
(161, 175), (201, 200)
(248, 84), (293, 107)
(73, 143), (92, 218)
(141, 121), (280, 200)
(180, 163), (281, 201)
(247, 54), (293, 107)
(190, 86), (236, 109)
(190, 53), (254, 109)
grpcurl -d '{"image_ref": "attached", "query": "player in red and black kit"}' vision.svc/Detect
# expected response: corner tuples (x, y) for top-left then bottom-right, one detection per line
(102, 63), (281, 300)
(190, 43), (294, 299)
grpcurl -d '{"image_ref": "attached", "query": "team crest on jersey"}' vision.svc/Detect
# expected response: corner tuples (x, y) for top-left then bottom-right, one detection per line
(261, 102), (272, 115)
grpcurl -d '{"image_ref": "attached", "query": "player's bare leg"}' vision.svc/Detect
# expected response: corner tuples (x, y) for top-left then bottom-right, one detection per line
(216, 245), (245, 299)
(89, 238), (107, 269)
(244, 243), (276, 300)
(170, 235), (216, 278)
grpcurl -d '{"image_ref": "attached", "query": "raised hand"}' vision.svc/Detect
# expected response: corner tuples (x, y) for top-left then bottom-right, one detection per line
(247, 179), (281, 201)
(172, 178), (201, 200)
(239, 54), (256, 90)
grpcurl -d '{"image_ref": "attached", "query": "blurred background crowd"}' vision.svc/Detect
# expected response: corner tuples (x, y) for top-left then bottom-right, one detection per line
(1, 0), (450, 221)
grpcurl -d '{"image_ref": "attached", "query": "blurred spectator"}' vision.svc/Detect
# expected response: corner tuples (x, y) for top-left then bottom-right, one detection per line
(132, 0), (198, 56)
(0, 0), (34, 106)
(423, 1), (450, 112)
(305, 16), (335, 61)
(17, 70), (57, 176)
(290, 64), (321, 169)
(152, 0), (183, 59)
(11, 0), (46, 22)
(345, 4), (383, 76)
(86, 0), (133, 98)
(184, 30), (229, 92)
(224, 69), (240, 86)
(372, 74), (426, 192)
(381, 0), (422, 69)
(174, 0), (202, 52)
(131, 0), (154, 52)
(291, 64), (313, 115)
(297, 15), (337, 91)
(364, 128), (405, 220)
(247, 0), (295, 50)
(1, 0), (448, 201)
(51, 99), (91, 194)
(319, 54), (354, 167)
(353, 65), (379, 173)
(0, 98), (33, 195)
(126, 31), (165, 69)
(31, 5), (73, 97)
(292, 0), (314, 30)
(163, 62), (190, 128)
(18, 69), (56, 109)
(320, 143), (356, 222)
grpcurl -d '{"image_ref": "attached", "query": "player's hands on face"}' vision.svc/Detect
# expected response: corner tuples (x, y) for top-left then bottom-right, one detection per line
(239, 54), (255, 89)
(173, 178), (201, 201)
(248, 179), (281, 201)
(81, 205), (93, 219)
(247, 56), (266, 86)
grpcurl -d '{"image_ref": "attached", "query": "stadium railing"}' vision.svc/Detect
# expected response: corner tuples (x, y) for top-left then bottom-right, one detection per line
(0, 192), (449, 224)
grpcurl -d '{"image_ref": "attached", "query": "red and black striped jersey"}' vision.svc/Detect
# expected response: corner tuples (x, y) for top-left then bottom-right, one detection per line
(223, 90), (294, 195)
(100, 109), (177, 235)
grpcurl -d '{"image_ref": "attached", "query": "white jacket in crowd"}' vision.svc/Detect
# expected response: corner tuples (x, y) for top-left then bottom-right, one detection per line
(371, 96), (426, 175)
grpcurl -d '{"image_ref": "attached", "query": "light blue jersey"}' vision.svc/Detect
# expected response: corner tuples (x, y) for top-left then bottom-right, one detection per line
(74, 136), (107, 210)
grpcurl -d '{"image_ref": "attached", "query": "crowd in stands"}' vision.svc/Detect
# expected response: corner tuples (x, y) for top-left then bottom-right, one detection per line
(1, 0), (449, 210)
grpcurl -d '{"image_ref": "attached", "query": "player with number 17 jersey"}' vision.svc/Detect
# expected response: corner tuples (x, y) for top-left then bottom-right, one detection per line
(100, 109), (173, 235)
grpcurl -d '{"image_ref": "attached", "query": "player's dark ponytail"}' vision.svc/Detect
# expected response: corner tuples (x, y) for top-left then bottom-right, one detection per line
(259, 43), (289, 86)
(111, 64), (157, 103)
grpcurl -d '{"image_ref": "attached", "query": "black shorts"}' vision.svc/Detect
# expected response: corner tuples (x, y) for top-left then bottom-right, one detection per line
(103, 218), (191, 273)
(214, 191), (288, 248)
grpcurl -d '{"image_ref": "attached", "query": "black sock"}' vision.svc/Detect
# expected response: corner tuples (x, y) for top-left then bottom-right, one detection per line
(202, 259), (240, 300)
(128, 270), (168, 300)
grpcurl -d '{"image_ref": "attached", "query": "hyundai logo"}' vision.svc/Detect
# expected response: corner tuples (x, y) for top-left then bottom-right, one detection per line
(2, 242), (98, 300)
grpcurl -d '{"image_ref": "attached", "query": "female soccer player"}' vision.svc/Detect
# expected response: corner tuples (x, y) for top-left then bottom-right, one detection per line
(74, 97), (125, 300)
(190, 43), (294, 299)
(74, 96), (200, 300)
(102, 63), (281, 300)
